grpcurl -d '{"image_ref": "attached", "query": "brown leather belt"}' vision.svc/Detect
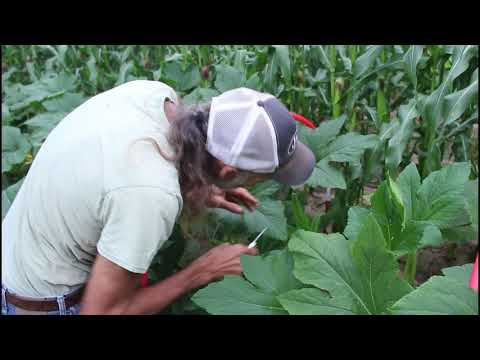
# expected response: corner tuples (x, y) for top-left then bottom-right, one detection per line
(5, 287), (84, 312)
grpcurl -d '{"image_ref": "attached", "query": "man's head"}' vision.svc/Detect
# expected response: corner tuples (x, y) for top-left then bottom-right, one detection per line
(166, 88), (316, 211)
(206, 88), (316, 188)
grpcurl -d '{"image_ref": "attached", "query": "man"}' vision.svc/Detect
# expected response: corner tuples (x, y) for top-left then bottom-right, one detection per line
(1, 81), (316, 315)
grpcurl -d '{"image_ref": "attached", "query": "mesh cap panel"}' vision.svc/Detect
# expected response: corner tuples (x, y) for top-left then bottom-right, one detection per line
(208, 104), (251, 164)
(235, 112), (277, 172)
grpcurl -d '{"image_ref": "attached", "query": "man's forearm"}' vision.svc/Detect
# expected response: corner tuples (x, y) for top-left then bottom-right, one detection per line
(80, 264), (204, 315)
(121, 266), (202, 315)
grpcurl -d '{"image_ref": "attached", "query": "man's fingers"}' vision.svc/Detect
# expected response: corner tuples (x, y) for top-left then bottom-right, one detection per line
(218, 199), (243, 214)
(245, 247), (259, 256)
(223, 266), (243, 276)
(208, 195), (245, 213)
(206, 194), (222, 208)
(231, 243), (259, 256)
(230, 188), (258, 206)
(226, 188), (258, 211)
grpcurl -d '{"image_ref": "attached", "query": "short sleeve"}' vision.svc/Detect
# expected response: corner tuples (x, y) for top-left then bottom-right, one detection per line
(97, 187), (181, 273)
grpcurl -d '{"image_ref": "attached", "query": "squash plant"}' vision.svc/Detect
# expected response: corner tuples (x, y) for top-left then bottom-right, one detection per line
(344, 162), (476, 284)
(191, 161), (478, 315)
(192, 203), (478, 315)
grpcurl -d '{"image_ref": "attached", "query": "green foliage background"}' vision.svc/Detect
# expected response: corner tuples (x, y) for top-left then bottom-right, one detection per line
(2, 45), (478, 314)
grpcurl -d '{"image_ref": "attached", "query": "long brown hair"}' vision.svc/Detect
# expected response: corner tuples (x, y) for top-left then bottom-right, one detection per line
(164, 101), (216, 214)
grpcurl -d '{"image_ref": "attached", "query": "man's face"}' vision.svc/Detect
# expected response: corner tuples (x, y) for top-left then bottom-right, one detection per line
(211, 172), (270, 189)
(241, 173), (271, 187)
(210, 160), (271, 189)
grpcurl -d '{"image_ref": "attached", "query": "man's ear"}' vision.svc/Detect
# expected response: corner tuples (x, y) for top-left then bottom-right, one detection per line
(218, 164), (238, 181)
(164, 99), (176, 123)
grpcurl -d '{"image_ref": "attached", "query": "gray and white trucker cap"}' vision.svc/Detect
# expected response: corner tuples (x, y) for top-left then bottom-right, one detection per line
(206, 88), (316, 186)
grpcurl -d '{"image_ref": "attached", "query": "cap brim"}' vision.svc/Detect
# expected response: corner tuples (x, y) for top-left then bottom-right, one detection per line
(271, 141), (316, 186)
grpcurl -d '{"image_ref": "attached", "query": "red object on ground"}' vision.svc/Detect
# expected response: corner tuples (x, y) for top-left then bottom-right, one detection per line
(469, 254), (478, 292)
(290, 112), (317, 129)
(325, 201), (331, 211)
(140, 273), (148, 288)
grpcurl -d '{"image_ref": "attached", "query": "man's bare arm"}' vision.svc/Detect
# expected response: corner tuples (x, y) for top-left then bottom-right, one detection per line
(80, 244), (257, 315)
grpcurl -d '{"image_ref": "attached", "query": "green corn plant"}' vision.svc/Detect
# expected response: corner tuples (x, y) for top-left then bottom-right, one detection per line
(416, 45), (477, 178)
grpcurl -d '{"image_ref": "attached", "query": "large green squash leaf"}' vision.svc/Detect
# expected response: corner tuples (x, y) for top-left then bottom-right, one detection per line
(278, 288), (355, 315)
(416, 162), (471, 228)
(241, 249), (302, 295)
(214, 64), (246, 93)
(344, 207), (370, 241)
(307, 160), (346, 189)
(191, 249), (300, 314)
(191, 275), (287, 315)
(162, 63), (201, 92)
(248, 180), (282, 200)
(369, 182), (411, 253)
(5, 72), (77, 111)
(183, 88), (219, 105)
(244, 180), (285, 241)
(350, 215), (413, 313)
(2, 104), (13, 125)
(243, 199), (288, 241)
(2, 126), (32, 173)
(345, 162), (472, 255)
(288, 217), (412, 315)
(24, 112), (67, 147)
(440, 224), (477, 244)
(23, 92), (87, 148)
(396, 162), (421, 221)
(163, 61), (183, 85)
(391, 264), (478, 315)
(319, 133), (378, 163)
(178, 64), (202, 92)
(299, 115), (376, 190)
(298, 115), (346, 158)
(210, 208), (245, 232)
(42, 92), (87, 113)
(419, 224), (443, 247)
(211, 180), (286, 243)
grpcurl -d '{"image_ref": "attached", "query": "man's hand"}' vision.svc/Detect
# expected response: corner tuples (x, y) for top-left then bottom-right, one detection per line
(186, 243), (258, 289)
(206, 185), (258, 214)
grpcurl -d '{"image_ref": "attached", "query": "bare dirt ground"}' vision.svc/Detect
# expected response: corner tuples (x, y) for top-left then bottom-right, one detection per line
(399, 241), (477, 285)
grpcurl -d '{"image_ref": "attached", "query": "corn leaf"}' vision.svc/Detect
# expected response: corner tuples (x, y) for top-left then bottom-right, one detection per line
(403, 45), (423, 89)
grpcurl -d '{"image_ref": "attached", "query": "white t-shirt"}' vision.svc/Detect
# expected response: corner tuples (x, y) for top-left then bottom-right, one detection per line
(2, 80), (183, 298)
